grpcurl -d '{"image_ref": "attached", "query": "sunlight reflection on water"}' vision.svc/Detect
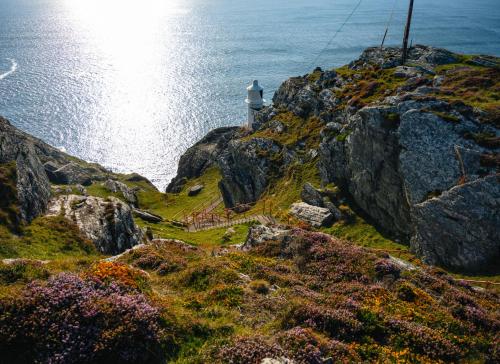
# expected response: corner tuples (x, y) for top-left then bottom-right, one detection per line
(0, 0), (499, 190)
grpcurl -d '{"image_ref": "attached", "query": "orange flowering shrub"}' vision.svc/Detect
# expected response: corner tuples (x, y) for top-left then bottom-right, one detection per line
(85, 261), (143, 288)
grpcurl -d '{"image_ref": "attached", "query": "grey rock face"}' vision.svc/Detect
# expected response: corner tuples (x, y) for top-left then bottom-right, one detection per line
(290, 202), (334, 228)
(46, 195), (144, 254)
(51, 163), (93, 186)
(411, 175), (500, 272)
(133, 208), (163, 223)
(241, 224), (291, 251)
(272, 72), (340, 119)
(352, 45), (459, 69)
(218, 137), (284, 207)
(319, 106), (414, 240)
(166, 126), (241, 193)
(301, 182), (323, 207)
(397, 110), (480, 205)
(104, 179), (138, 206)
(0, 117), (51, 222)
(318, 98), (499, 270)
(0, 117), (125, 224)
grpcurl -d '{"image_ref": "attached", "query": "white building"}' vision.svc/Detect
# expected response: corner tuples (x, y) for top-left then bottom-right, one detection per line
(245, 80), (265, 129)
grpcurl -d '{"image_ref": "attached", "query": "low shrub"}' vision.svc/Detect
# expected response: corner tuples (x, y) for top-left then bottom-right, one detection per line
(282, 302), (362, 341)
(207, 285), (244, 307)
(388, 319), (463, 361)
(86, 261), (145, 289)
(249, 279), (270, 294)
(277, 326), (359, 363)
(374, 259), (401, 279)
(0, 273), (168, 364)
(397, 282), (418, 302)
(217, 336), (285, 364)
(0, 260), (49, 284)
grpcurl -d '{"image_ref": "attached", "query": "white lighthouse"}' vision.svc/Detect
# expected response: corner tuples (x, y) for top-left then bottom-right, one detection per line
(245, 80), (265, 129)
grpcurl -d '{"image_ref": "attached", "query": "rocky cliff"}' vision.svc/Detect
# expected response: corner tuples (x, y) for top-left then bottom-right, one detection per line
(0, 117), (149, 254)
(169, 45), (499, 272)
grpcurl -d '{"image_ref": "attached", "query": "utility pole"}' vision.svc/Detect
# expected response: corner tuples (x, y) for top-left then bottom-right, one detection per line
(401, 0), (414, 64)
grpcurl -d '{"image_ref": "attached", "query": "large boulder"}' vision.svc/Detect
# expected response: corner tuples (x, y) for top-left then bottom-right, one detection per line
(289, 202), (334, 228)
(411, 175), (500, 271)
(166, 126), (241, 193)
(187, 184), (204, 196)
(46, 195), (144, 254)
(300, 182), (323, 207)
(0, 117), (51, 223)
(242, 224), (291, 251)
(50, 163), (93, 186)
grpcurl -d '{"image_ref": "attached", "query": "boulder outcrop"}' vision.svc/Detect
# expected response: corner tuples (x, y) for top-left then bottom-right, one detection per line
(104, 179), (139, 206)
(241, 224), (291, 251)
(289, 202), (334, 228)
(318, 99), (498, 270)
(411, 175), (500, 271)
(46, 195), (144, 254)
(218, 137), (285, 207)
(0, 117), (51, 222)
(166, 126), (241, 193)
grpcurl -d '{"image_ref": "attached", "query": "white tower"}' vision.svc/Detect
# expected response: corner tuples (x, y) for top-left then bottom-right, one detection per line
(245, 80), (265, 129)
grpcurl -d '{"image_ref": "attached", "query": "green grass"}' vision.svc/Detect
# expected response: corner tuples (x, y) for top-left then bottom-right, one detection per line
(85, 183), (123, 200)
(137, 220), (251, 248)
(0, 161), (22, 232)
(0, 216), (99, 260)
(136, 167), (223, 221)
(246, 160), (322, 220)
(248, 112), (324, 149)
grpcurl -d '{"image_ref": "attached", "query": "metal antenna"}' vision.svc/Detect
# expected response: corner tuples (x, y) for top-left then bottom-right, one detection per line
(402, 0), (414, 64)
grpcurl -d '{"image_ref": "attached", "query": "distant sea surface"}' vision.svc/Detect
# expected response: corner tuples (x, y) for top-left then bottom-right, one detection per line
(1, 0), (499, 190)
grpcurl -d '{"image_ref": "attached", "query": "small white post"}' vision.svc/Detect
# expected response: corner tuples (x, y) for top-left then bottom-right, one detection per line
(245, 80), (265, 129)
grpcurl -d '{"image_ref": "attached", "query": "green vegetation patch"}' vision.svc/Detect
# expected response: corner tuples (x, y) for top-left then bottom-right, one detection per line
(0, 161), (22, 232)
(0, 216), (97, 260)
(137, 167), (223, 221)
(333, 66), (408, 109)
(249, 111), (324, 150)
(430, 111), (461, 123)
(433, 66), (500, 126)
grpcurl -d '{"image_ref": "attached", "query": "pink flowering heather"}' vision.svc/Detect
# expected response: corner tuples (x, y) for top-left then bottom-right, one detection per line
(0, 273), (166, 364)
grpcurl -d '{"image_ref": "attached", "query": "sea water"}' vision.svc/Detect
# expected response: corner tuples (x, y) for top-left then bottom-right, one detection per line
(0, 0), (499, 189)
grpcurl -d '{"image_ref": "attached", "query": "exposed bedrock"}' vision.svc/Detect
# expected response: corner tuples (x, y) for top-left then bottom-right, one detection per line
(0, 117), (51, 222)
(46, 195), (144, 254)
(165, 126), (241, 193)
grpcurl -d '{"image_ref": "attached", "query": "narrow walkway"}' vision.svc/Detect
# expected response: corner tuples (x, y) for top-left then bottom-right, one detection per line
(187, 214), (276, 232)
